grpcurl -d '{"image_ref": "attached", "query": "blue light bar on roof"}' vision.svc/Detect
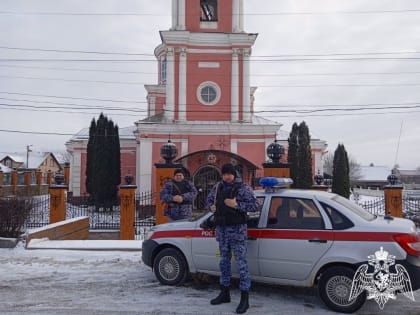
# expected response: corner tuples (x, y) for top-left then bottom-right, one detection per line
(259, 177), (293, 188)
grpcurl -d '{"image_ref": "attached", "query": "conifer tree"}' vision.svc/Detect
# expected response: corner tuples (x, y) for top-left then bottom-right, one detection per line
(297, 121), (313, 188)
(86, 113), (121, 210)
(332, 143), (351, 198)
(287, 123), (299, 188)
(288, 121), (312, 188)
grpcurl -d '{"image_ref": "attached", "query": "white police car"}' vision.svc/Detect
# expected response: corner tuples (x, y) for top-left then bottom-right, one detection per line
(142, 178), (420, 313)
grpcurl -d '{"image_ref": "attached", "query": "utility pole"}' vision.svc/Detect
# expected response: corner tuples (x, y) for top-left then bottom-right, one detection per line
(26, 145), (33, 169)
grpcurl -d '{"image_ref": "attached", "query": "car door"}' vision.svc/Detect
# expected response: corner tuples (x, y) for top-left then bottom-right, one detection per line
(258, 196), (333, 281)
(191, 197), (265, 276)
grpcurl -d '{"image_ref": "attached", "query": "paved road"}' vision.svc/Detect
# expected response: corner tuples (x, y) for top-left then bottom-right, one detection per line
(0, 248), (419, 315)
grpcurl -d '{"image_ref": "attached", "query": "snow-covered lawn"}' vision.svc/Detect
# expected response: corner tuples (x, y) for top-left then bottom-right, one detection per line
(1, 243), (419, 315)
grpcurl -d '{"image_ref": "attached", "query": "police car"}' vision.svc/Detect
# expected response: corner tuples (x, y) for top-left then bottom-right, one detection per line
(142, 178), (420, 313)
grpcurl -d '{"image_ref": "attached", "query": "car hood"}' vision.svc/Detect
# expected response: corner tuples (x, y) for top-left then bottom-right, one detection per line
(152, 219), (200, 231)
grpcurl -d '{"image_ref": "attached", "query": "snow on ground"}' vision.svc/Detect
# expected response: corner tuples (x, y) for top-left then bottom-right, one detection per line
(1, 243), (419, 315)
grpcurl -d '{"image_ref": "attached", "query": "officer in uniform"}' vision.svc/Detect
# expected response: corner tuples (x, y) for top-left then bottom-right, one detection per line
(160, 168), (197, 221)
(207, 163), (258, 314)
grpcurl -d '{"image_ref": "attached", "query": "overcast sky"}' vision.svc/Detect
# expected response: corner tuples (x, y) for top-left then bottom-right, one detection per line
(1, 0), (420, 170)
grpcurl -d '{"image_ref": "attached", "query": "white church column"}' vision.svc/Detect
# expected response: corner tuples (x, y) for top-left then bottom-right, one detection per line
(239, 0), (244, 31)
(166, 47), (175, 121)
(138, 139), (152, 193)
(178, 0), (186, 30)
(171, 0), (178, 30)
(231, 49), (239, 122)
(178, 48), (187, 121)
(242, 48), (251, 122)
(232, 0), (243, 32)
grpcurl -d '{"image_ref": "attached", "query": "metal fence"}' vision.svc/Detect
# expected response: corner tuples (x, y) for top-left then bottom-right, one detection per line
(22, 191), (420, 236)
(359, 197), (420, 226)
(23, 192), (158, 239)
(25, 195), (50, 229)
(359, 197), (386, 216)
(66, 195), (120, 230)
(402, 198), (420, 226)
(134, 191), (156, 240)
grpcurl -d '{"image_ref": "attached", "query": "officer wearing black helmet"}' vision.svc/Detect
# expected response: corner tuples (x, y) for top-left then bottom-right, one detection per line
(160, 168), (197, 221)
(207, 163), (258, 314)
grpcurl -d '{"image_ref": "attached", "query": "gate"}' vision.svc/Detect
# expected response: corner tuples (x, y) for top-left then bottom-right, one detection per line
(193, 165), (221, 211)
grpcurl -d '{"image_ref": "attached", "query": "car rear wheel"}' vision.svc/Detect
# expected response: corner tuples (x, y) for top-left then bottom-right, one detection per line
(318, 266), (366, 313)
(153, 248), (188, 286)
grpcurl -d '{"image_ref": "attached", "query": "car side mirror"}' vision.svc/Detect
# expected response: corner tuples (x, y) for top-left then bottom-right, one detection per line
(200, 215), (216, 230)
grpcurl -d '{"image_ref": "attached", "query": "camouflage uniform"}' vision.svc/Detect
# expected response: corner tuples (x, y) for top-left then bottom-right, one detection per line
(207, 180), (258, 291)
(160, 179), (197, 221)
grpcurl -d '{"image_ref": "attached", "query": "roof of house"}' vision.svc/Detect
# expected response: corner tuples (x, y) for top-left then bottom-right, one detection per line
(2, 154), (25, 163)
(0, 162), (12, 173)
(0, 152), (60, 169)
(397, 169), (420, 176)
(358, 165), (391, 182)
(68, 126), (137, 142)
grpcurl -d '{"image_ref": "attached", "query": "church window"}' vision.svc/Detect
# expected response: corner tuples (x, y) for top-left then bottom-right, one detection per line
(200, 0), (218, 21)
(161, 57), (167, 84)
(197, 81), (221, 105)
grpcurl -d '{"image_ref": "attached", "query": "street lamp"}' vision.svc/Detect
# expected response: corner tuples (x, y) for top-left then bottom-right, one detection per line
(266, 140), (284, 164)
(160, 139), (178, 165)
(314, 170), (324, 185)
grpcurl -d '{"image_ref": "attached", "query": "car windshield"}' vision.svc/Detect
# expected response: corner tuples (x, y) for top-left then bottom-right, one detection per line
(331, 195), (376, 221)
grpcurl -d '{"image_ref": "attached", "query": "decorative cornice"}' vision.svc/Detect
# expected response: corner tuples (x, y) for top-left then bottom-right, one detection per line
(160, 31), (258, 47)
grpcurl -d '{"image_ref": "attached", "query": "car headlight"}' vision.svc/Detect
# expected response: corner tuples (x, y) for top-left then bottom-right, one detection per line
(145, 228), (155, 240)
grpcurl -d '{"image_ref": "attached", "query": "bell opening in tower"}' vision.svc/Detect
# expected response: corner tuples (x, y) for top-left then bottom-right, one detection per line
(200, 0), (218, 22)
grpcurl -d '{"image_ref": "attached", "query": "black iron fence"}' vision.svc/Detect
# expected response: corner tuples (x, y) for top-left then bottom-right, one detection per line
(66, 195), (120, 230)
(23, 191), (157, 239)
(359, 197), (386, 216)
(25, 195), (50, 229)
(134, 191), (156, 240)
(22, 191), (420, 237)
(359, 197), (420, 227)
(402, 198), (420, 226)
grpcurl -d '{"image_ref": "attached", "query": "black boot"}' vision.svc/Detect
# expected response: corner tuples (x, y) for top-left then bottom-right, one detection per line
(210, 285), (230, 305)
(236, 290), (249, 314)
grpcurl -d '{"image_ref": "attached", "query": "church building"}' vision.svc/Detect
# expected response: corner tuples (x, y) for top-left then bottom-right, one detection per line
(66, 0), (327, 200)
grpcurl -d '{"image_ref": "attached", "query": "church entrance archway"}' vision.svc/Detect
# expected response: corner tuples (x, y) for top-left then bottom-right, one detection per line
(175, 149), (259, 211)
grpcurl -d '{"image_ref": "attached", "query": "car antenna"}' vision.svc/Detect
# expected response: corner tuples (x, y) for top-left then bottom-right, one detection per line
(384, 214), (394, 221)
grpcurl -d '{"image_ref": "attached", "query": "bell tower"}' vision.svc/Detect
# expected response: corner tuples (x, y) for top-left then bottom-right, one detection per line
(146, 0), (257, 123)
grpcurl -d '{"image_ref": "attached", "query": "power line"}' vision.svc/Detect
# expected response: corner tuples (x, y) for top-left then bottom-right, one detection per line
(0, 109), (419, 138)
(1, 100), (420, 115)
(0, 64), (156, 75)
(3, 63), (420, 79)
(3, 73), (420, 88)
(3, 45), (420, 58)
(3, 95), (420, 110)
(0, 46), (154, 56)
(0, 129), (74, 136)
(2, 9), (420, 16)
(0, 91), (144, 104)
(0, 74), (144, 85)
(3, 57), (420, 63)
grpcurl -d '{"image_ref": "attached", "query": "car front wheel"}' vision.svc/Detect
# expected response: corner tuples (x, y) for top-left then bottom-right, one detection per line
(153, 248), (188, 286)
(318, 266), (366, 313)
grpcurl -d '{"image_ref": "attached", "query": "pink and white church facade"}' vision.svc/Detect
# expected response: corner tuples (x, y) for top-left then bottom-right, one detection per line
(66, 0), (327, 197)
